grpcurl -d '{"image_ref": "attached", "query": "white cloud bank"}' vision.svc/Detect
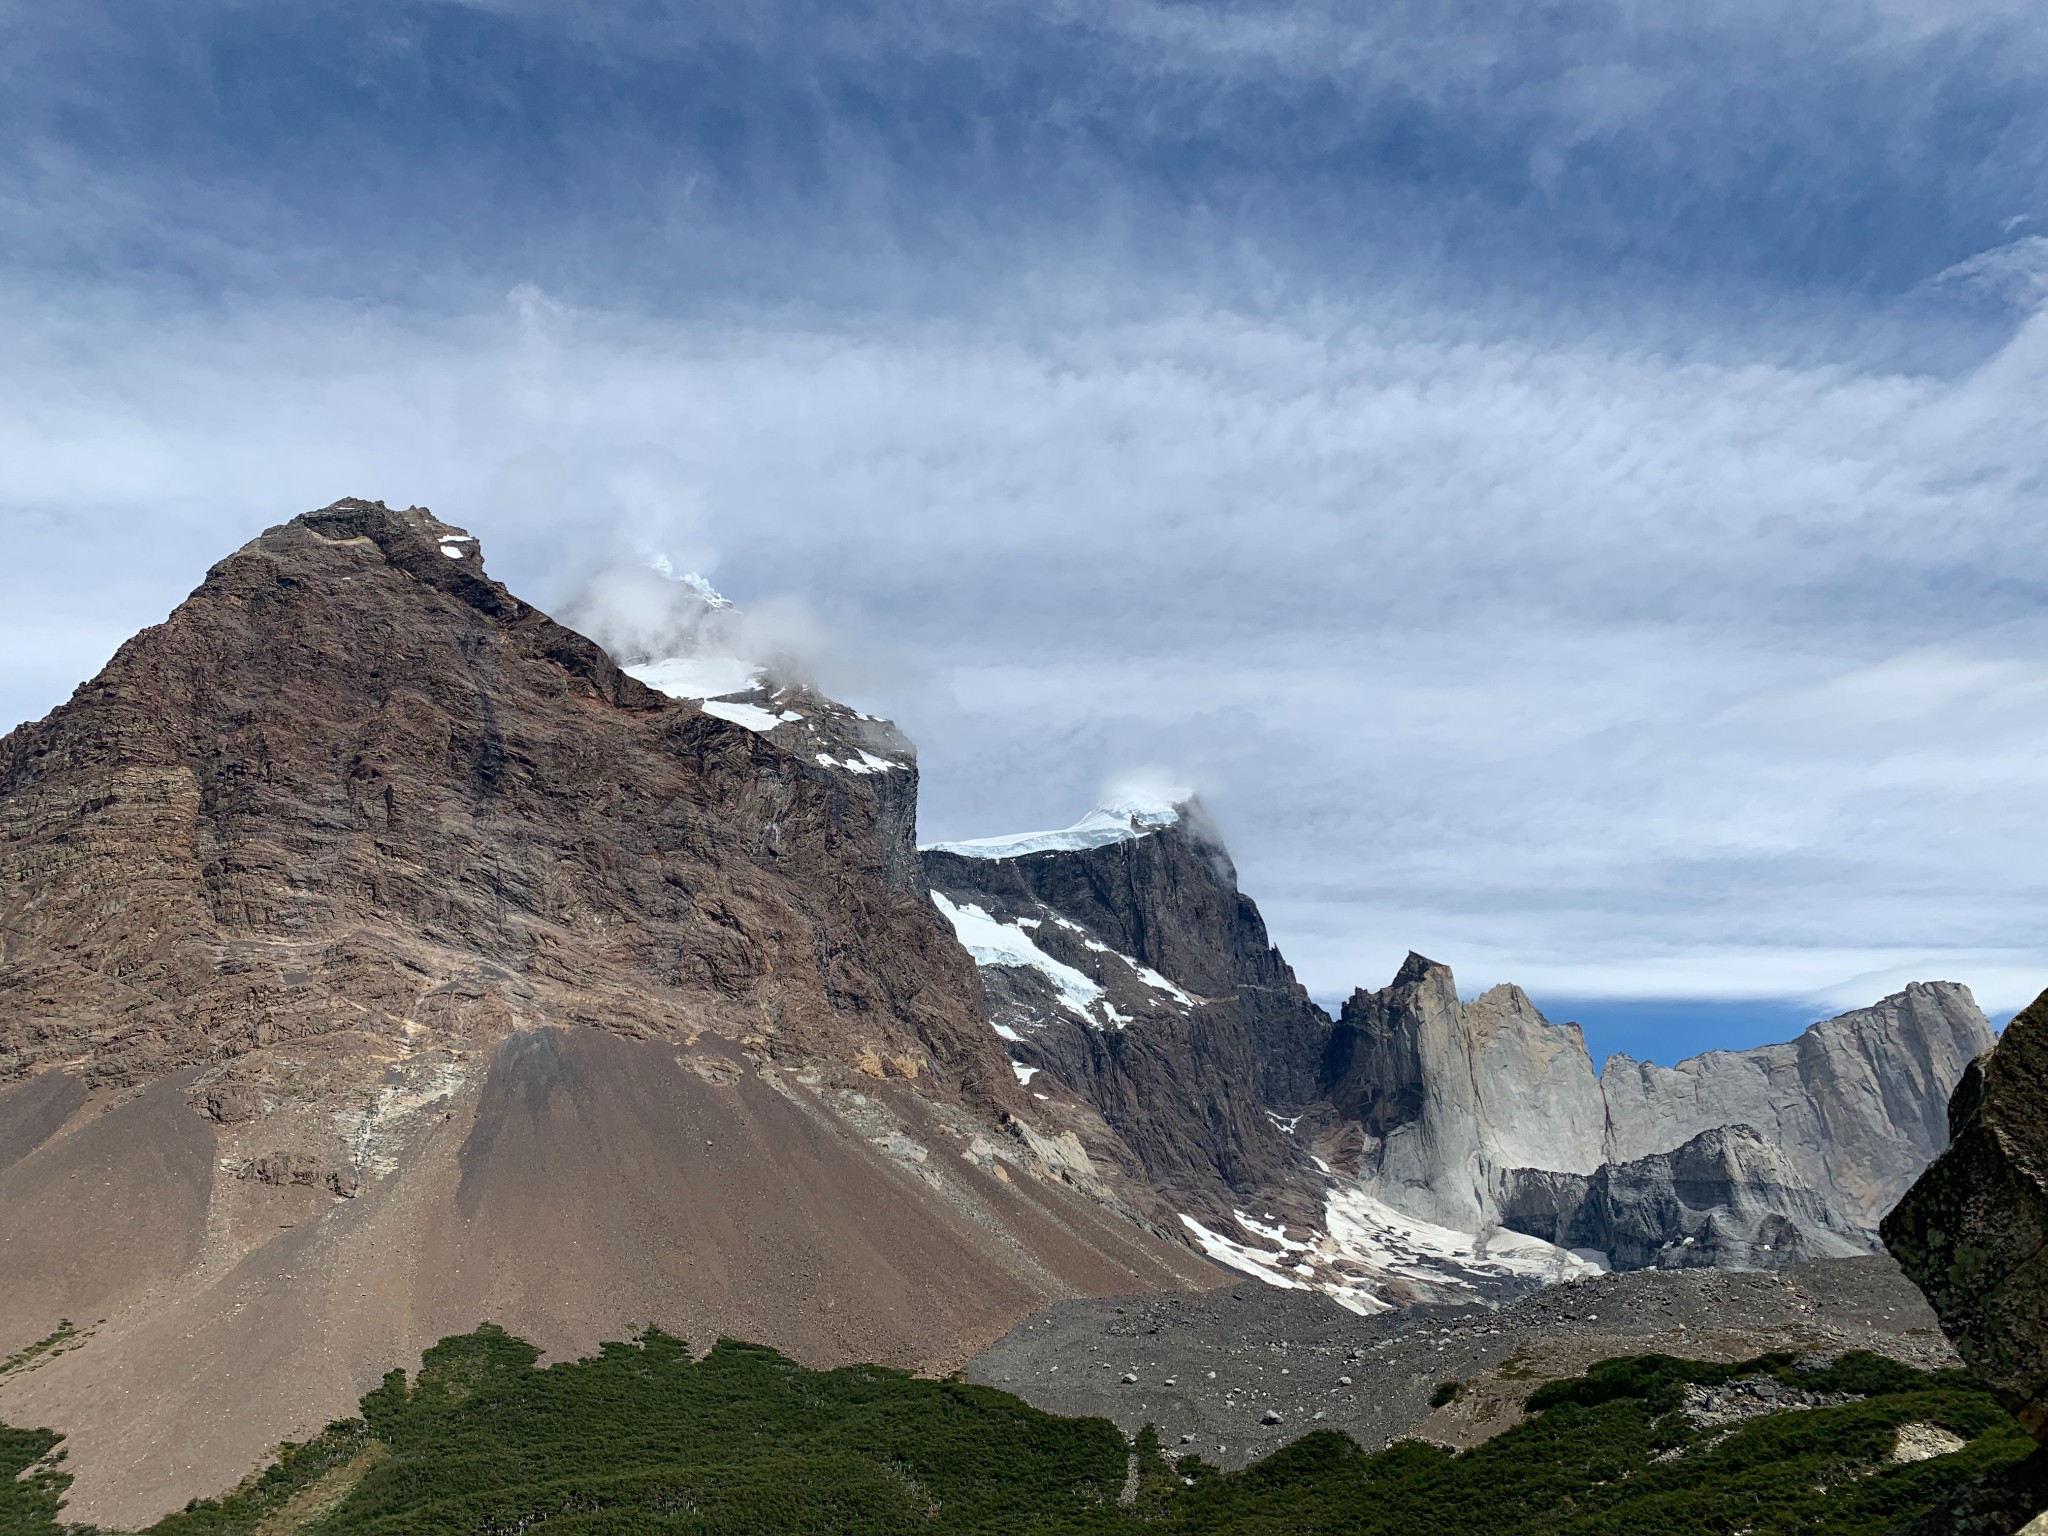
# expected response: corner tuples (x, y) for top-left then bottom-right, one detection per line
(6, 271), (2048, 1024)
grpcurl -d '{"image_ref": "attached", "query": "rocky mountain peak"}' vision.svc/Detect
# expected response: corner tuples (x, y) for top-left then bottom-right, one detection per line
(0, 498), (1224, 1525)
(0, 495), (1008, 1100)
(1386, 949), (1454, 993)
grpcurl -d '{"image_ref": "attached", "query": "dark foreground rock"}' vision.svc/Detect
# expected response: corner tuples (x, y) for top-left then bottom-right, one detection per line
(1885, 988), (2048, 1443)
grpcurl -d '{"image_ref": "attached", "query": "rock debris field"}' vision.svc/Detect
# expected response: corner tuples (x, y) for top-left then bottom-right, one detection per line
(965, 1256), (1957, 1469)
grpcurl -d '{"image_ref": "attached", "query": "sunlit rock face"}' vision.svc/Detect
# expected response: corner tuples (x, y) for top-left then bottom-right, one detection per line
(1602, 981), (1995, 1232)
(1323, 957), (1608, 1233)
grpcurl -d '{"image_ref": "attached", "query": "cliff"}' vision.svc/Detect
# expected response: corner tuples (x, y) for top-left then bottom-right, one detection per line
(1884, 987), (2048, 1442)
(1499, 1124), (1869, 1270)
(1322, 955), (1606, 1231)
(921, 801), (1331, 1214)
(1321, 956), (1987, 1269)
(1603, 981), (1994, 1231)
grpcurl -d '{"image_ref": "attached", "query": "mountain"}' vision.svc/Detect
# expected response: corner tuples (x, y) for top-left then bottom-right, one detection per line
(925, 800), (1990, 1300)
(924, 807), (1606, 1310)
(1322, 955), (1991, 1267)
(0, 497), (1999, 1523)
(0, 501), (1216, 1528)
(921, 801), (1328, 1220)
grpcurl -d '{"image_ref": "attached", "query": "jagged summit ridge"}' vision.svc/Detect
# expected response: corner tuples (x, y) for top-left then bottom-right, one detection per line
(927, 791), (1993, 1303)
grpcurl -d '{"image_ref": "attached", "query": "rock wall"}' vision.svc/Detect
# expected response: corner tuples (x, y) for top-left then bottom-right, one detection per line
(1322, 956), (1986, 1266)
(1603, 981), (1993, 1231)
(922, 804), (1332, 1214)
(1884, 988), (2048, 1442)
(1500, 1124), (1869, 1271)
(1322, 955), (1606, 1231)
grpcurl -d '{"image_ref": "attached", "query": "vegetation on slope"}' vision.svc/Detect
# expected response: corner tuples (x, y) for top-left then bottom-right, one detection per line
(1, 1328), (2032, 1535)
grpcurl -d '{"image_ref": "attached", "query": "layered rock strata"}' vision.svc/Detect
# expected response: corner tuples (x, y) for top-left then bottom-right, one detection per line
(0, 498), (1001, 1101)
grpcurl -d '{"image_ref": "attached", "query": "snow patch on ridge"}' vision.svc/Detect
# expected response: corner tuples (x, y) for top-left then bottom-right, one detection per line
(627, 655), (764, 700)
(930, 893), (1118, 1025)
(923, 793), (1187, 859)
(816, 749), (903, 775)
(700, 698), (786, 732)
(1043, 913), (1198, 1008)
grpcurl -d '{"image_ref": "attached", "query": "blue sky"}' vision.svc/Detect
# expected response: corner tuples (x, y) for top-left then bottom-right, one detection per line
(7, 0), (2048, 1061)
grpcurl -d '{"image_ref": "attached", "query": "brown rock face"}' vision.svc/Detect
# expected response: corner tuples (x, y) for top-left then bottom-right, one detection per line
(1883, 990), (2048, 1442)
(0, 500), (1221, 1526)
(0, 498), (1002, 1100)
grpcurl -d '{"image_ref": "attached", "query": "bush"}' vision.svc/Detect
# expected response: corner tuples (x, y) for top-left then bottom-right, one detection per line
(1, 1333), (2031, 1535)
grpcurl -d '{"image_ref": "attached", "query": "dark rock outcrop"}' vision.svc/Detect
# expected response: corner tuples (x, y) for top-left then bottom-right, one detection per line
(922, 803), (1332, 1212)
(1499, 1124), (1867, 1271)
(1884, 988), (2048, 1443)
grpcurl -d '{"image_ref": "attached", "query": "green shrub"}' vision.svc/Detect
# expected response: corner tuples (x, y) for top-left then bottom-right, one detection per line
(2, 1332), (2031, 1535)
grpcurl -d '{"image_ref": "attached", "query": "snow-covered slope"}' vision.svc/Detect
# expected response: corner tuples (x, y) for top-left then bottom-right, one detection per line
(922, 795), (1185, 859)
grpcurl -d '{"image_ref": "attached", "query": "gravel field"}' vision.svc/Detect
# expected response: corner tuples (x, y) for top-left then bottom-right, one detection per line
(965, 1256), (1956, 1468)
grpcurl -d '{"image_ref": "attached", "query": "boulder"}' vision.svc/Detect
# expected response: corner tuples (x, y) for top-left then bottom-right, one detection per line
(1884, 990), (2048, 1441)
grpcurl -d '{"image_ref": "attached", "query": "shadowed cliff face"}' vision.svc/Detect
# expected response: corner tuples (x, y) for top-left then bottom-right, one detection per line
(922, 807), (1333, 1216)
(1885, 989), (2048, 1443)
(1499, 1125), (1869, 1271)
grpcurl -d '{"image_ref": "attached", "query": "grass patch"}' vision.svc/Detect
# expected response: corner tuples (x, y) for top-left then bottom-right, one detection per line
(0, 1321), (86, 1381)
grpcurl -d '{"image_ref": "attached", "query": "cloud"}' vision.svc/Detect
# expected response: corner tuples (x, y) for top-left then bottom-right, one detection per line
(6, 0), (2048, 1053)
